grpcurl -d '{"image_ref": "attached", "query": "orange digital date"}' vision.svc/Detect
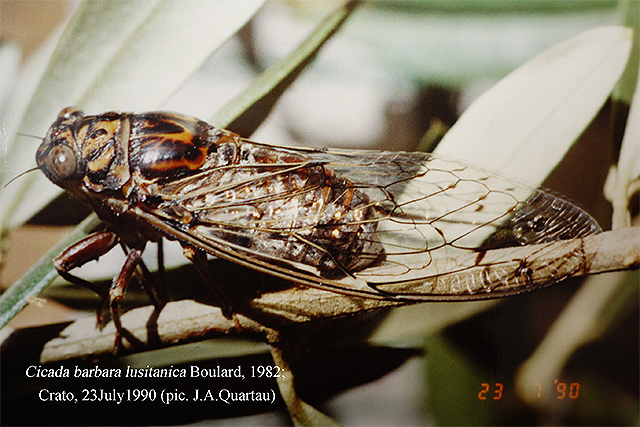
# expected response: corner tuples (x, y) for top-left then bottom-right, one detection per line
(478, 381), (580, 400)
(535, 380), (580, 399)
(478, 382), (503, 400)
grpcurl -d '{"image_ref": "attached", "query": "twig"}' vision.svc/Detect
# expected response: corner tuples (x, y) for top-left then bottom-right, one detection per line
(40, 227), (639, 363)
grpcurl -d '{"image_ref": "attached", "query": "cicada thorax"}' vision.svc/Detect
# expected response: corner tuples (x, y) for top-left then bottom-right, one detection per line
(36, 109), (212, 240)
(128, 112), (229, 182)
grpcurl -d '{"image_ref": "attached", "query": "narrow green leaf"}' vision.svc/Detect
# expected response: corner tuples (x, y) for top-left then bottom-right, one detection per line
(424, 335), (499, 426)
(390, 0), (617, 13)
(0, 214), (101, 330)
(612, 0), (639, 105)
(211, 0), (361, 135)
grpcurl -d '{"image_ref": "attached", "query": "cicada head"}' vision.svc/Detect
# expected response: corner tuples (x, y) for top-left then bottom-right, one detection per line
(36, 107), (86, 192)
(37, 107), (132, 197)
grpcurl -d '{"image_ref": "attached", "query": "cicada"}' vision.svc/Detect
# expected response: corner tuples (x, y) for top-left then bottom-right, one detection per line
(36, 107), (601, 347)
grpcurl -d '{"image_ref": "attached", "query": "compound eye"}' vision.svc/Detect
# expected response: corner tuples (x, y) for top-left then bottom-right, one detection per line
(58, 107), (84, 121)
(48, 145), (77, 179)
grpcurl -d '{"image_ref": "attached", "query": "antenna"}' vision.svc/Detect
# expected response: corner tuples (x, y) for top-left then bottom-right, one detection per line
(4, 167), (39, 188)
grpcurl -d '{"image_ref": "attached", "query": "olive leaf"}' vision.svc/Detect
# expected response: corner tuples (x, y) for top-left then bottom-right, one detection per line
(435, 26), (633, 186)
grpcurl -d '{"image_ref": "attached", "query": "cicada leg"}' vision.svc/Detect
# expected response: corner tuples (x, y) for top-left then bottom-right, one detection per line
(154, 238), (169, 303)
(132, 246), (167, 311)
(54, 231), (146, 352)
(109, 247), (144, 352)
(183, 246), (234, 319)
(54, 231), (119, 327)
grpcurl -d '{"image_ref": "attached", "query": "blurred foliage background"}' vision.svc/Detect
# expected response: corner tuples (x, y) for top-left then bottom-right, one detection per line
(1, 0), (638, 425)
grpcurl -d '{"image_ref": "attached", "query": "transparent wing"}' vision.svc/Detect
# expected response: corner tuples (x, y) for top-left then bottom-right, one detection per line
(140, 141), (601, 301)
